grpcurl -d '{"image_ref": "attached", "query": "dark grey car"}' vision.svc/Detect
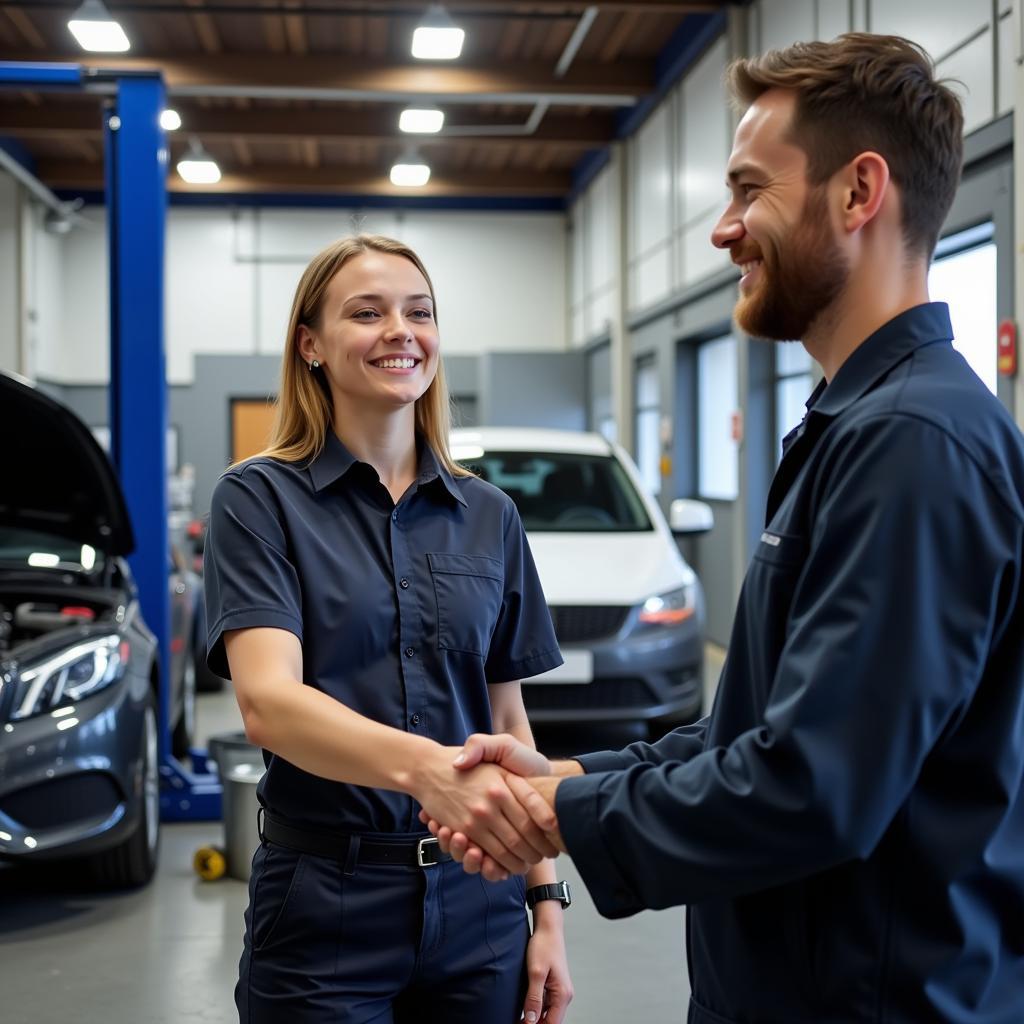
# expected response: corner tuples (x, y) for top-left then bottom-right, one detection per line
(0, 373), (183, 887)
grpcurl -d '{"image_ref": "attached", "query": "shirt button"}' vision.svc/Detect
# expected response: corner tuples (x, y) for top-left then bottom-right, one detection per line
(400, 578), (410, 589)
(391, 510), (398, 522)
(405, 646), (415, 658)
(410, 713), (421, 726)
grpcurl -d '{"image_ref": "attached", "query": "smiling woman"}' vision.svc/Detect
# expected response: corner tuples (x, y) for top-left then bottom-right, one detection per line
(203, 234), (573, 1024)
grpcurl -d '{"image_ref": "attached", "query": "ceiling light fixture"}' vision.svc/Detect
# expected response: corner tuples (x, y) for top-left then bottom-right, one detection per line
(390, 148), (431, 188)
(160, 109), (182, 131)
(176, 139), (221, 185)
(67, 0), (130, 52)
(411, 5), (464, 61)
(399, 107), (445, 134)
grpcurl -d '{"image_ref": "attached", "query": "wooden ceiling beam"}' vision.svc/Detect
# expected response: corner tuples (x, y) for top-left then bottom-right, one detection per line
(3, 7), (46, 48)
(36, 159), (572, 196)
(5, 52), (650, 101)
(182, 0), (222, 54)
(0, 101), (615, 146)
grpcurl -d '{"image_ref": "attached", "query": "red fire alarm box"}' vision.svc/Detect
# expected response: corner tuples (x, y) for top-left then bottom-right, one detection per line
(997, 319), (1017, 377)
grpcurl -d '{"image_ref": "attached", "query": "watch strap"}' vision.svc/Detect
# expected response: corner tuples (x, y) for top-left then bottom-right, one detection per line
(526, 880), (571, 909)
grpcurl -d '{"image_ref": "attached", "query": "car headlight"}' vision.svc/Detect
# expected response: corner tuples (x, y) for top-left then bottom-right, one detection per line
(638, 585), (696, 626)
(11, 636), (127, 720)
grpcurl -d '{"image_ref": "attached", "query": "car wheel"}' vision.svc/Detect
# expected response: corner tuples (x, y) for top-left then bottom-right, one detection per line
(88, 694), (160, 889)
(172, 652), (196, 760)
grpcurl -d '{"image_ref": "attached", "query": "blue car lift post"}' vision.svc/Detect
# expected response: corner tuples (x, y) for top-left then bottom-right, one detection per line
(0, 61), (220, 821)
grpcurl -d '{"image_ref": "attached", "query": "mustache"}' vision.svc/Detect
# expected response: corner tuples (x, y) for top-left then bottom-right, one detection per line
(731, 246), (766, 265)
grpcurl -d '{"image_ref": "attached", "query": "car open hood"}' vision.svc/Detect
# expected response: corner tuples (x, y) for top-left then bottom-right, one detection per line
(0, 373), (134, 555)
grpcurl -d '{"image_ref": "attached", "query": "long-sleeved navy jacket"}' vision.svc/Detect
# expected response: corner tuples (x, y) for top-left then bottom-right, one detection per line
(557, 304), (1024, 1023)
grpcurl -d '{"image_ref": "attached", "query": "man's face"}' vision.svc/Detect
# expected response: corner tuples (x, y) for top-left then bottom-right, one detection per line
(711, 89), (848, 341)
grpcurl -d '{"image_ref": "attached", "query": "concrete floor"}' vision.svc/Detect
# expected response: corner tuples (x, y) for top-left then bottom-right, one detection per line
(0, 646), (724, 1024)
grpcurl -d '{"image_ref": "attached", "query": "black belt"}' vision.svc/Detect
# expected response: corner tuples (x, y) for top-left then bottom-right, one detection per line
(260, 811), (453, 868)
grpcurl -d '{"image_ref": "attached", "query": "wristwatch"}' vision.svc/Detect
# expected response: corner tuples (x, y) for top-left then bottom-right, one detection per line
(526, 880), (572, 910)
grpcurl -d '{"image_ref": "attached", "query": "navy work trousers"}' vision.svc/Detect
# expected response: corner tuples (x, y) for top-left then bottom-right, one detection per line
(236, 840), (529, 1023)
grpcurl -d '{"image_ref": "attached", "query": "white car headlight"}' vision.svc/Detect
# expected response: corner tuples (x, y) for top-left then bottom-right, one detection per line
(11, 636), (126, 720)
(638, 585), (696, 626)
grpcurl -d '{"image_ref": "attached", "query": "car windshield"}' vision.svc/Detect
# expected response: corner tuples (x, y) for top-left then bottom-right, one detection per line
(463, 451), (653, 533)
(0, 527), (105, 572)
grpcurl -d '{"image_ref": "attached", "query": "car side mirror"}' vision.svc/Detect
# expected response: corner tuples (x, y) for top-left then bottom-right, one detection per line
(669, 498), (714, 535)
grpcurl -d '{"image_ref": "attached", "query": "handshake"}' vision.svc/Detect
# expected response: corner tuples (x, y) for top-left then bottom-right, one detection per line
(412, 733), (579, 883)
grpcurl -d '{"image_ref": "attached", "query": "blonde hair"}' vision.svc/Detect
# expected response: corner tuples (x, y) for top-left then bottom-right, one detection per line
(251, 233), (470, 477)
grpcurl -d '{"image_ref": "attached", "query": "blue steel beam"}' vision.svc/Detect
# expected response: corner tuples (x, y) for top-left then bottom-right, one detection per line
(0, 62), (82, 87)
(104, 76), (172, 762)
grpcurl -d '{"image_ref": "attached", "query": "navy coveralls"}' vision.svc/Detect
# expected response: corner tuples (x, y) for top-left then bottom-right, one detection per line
(205, 437), (562, 1023)
(558, 304), (1024, 1023)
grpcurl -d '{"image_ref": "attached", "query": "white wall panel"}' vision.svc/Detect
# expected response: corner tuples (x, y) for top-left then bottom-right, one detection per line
(256, 207), (400, 258)
(631, 104), (673, 259)
(683, 208), (733, 286)
(869, 0), (988, 62)
(587, 165), (616, 300)
(938, 28), (995, 134)
(817, 0), (851, 39)
(55, 215), (106, 384)
(759, 0), (815, 51)
(680, 36), (730, 224)
(852, 0), (867, 31)
(0, 174), (18, 374)
(44, 205), (566, 384)
(569, 202), (585, 346)
(998, 9), (1015, 115)
(167, 209), (256, 384)
(27, 205), (66, 384)
(397, 211), (565, 354)
(632, 246), (671, 310)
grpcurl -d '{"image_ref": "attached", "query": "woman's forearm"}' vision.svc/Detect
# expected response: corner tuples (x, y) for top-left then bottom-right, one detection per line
(241, 671), (440, 792)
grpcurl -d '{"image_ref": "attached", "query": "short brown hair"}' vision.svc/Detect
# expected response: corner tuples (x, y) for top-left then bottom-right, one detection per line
(727, 33), (963, 259)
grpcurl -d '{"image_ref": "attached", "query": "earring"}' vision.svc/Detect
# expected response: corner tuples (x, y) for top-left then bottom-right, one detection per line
(310, 359), (320, 371)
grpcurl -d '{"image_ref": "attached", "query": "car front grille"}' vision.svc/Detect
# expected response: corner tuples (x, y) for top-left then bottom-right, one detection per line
(523, 676), (655, 711)
(0, 772), (123, 830)
(548, 605), (630, 644)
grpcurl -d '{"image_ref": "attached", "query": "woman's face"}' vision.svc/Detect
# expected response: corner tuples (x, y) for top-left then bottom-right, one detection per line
(300, 251), (440, 413)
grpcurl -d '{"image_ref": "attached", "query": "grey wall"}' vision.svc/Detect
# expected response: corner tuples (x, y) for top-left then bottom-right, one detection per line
(585, 339), (612, 431)
(478, 351), (586, 430)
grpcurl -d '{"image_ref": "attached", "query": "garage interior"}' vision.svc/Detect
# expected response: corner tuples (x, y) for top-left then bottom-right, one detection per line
(1, 0), (1022, 1021)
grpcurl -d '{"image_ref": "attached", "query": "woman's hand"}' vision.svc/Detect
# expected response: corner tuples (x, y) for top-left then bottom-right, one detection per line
(408, 746), (559, 875)
(524, 907), (574, 1023)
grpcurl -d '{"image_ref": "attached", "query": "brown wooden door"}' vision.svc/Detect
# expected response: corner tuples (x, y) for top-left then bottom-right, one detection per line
(231, 398), (276, 463)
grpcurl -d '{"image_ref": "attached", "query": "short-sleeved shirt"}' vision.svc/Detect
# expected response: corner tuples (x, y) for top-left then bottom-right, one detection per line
(204, 434), (562, 834)
(558, 303), (1024, 1022)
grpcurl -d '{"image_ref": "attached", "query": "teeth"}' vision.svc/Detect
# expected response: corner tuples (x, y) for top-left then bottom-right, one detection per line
(374, 358), (417, 369)
(740, 260), (762, 275)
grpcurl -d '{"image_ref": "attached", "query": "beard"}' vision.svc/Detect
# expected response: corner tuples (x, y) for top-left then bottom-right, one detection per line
(734, 188), (848, 342)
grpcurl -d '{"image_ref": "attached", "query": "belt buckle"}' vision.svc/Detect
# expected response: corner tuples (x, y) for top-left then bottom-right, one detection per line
(417, 836), (441, 868)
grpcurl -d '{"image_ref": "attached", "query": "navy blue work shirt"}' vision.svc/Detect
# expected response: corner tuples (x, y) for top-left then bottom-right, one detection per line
(558, 304), (1024, 1023)
(204, 435), (562, 834)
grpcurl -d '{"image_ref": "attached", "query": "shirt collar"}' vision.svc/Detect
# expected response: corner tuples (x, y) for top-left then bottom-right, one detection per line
(307, 431), (467, 507)
(807, 302), (953, 418)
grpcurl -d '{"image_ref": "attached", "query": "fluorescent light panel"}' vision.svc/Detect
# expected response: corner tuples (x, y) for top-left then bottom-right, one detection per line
(68, 0), (130, 52)
(399, 108), (445, 134)
(390, 162), (431, 187)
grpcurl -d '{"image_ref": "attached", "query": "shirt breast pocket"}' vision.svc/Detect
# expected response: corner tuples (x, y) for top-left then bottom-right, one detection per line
(427, 552), (504, 656)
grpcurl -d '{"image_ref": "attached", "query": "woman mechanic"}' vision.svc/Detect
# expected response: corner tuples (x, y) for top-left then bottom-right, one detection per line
(204, 233), (574, 1023)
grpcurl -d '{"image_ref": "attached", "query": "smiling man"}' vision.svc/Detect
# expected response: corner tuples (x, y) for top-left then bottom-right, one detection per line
(426, 33), (1024, 1024)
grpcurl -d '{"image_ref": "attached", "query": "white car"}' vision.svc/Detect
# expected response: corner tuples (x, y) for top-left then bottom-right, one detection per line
(450, 427), (712, 730)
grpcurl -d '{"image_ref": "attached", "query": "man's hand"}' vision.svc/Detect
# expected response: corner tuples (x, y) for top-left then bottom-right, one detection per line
(452, 732), (552, 777)
(422, 774), (566, 882)
(409, 747), (558, 875)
